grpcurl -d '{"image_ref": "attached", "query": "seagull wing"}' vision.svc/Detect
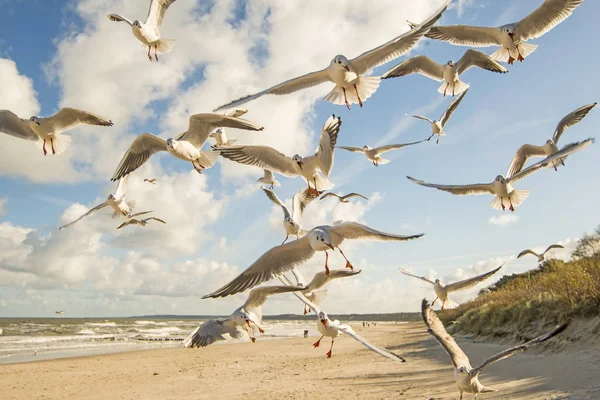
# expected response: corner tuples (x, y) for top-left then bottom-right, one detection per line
(130, 210), (154, 218)
(517, 249), (539, 259)
(455, 49), (508, 75)
(113, 176), (129, 199)
(145, 0), (177, 29)
(399, 268), (435, 285)
(278, 274), (322, 315)
(117, 219), (138, 229)
(292, 187), (317, 222)
(337, 324), (406, 362)
(0, 110), (38, 140)
(343, 193), (369, 201)
(471, 323), (569, 376)
(213, 69), (330, 112)
(374, 140), (425, 155)
(312, 115), (341, 178)
(424, 25), (503, 47)
(261, 187), (291, 220)
(543, 244), (564, 254)
(515, 0), (584, 41)
(350, 1), (449, 75)
(422, 299), (472, 369)
(445, 264), (503, 293)
(382, 55), (444, 81)
(306, 269), (362, 291)
(409, 114), (435, 124)
(440, 89), (468, 127)
(506, 144), (548, 178)
(111, 133), (168, 181)
(224, 108), (248, 118)
(407, 176), (494, 196)
(328, 221), (424, 243)
(146, 217), (166, 224)
(552, 103), (597, 144)
(290, 268), (307, 286)
(179, 113), (264, 149)
(107, 14), (133, 26)
(59, 202), (109, 230)
(216, 145), (299, 177)
(183, 319), (234, 348)
(243, 285), (306, 314)
(336, 146), (365, 153)
(319, 192), (341, 201)
(46, 108), (113, 133)
(202, 236), (316, 298)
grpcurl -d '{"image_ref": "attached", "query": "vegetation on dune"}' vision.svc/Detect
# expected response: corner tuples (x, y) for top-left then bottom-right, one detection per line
(440, 226), (600, 337)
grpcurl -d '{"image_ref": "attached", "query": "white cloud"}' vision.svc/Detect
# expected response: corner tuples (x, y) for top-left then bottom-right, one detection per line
(0, 197), (7, 216)
(489, 214), (519, 226)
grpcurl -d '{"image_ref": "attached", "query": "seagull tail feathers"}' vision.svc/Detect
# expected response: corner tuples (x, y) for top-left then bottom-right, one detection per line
(323, 76), (381, 106)
(517, 42), (538, 60)
(480, 386), (499, 394)
(437, 80), (469, 97)
(154, 38), (176, 54)
(310, 174), (334, 191)
(307, 288), (328, 307)
(489, 47), (510, 63)
(198, 150), (220, 170)
(36, 133), (71, 155)
(376, 157), (391, 165)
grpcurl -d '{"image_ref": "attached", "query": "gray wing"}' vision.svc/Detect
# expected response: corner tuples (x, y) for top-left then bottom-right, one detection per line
(319, 192), (342, 201)
(0, 110), (38, 140)
(290, 268), (307, 286)
(409, 114), (435, 124)
(328, 221), (424, 243)
(243, 285), (306, 313)
(445, 264), (503, 293)
(543, 244), (564, 254)
(129, 210), (154, 218)
(111, 133), (168, 181)
(517, 249), (539, 259)
(350, 1), (449, 75)
(146, 217), (166, 224)
(117, 219), (138, 229)
(313, 115), (341, 178)
(145, 0), (177, 29)
(306, 269), (362, 291)
(375, 140), (425, 155)
(46, 108), (113, 133)
(471, 323), (569, 375)
(292, 187), (317, 222)
(183, 319), (235, 348)
(422, 299), (472, 369)
(336, 324), (406, 362)
(407, 176), (494, 196)
(440, 89), (468, 127)
(382, 56), (444, 81)
(179, 114), (264, 149)
(215, 145), (298, 177)
(261, 187), (291, 220)
(455, 49), (508, 75)
(202, 236), (316, 298)
(506, 144), (548, 178)
(399, 268), (435, 285)
(424, 25), (502, 47)
(515, 0), (584, 41)
(113, 176), (129, 199)
(336, 146), (365, 153)
(213, 69), (330, 112)
(342, 193), (369, 201)
(107, 14), (133, 26)
(224, 108), (248, 118)
(59, 202), (109, 230)
(278, 274), (322, 315)
(552, 103), (597, 144)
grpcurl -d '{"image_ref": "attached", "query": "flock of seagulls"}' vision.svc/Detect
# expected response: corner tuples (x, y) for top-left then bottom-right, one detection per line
(0, 0), (590, 398)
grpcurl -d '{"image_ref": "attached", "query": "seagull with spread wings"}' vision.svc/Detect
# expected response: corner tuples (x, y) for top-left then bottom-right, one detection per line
(111, 113), (263, 181)
(422, 299), (568, 399)
(518, 244), (564, 263)
(116, 213), (165, 229)
(209, 108), (249, 148)
(382, 50), (507, 97)
(143, 178), (158, 184)
(184, 285), (305, 348)
(337, 139), (425, 166)
(108, 0), (178, 61)
(261, 187), (317, 244)
(405, 89), (469, 144)
(506, 103), (596, 177)
(416, 0), (584, 64)
(319, 192), (369, 203)
(256, 169), (280, 189)
(400, 265), (502, 310)
(0, 108), (113, 156)
(213, 2), (449, 111)
(203, 221), (424, 299)
(216, 115), (341, 196)
(407, 138), (594, 211)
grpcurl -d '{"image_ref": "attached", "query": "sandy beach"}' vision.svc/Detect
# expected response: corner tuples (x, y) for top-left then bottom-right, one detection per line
(2, 322), (598, 400)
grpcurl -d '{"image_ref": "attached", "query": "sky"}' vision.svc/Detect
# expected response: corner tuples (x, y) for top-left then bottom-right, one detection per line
(0, 0), (597, 317)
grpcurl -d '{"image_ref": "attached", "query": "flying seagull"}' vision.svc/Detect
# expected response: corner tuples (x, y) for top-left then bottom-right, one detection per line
(407, 138), (594, 211)
(517, 244), (564, 262)
(319, 192), (369, 203)
(184, 285), (305, 348)
(108, 0), (178, 61)
(55, 311), (65, 315)
(382, 50), (507, 97)
(337, 139), (425, 166)
(261, 186), (317, 244)
(506, 103), (596, 177)
(209, 108), (249, 148)
(400, 265), (502, 310)
(256, 169), (280, 189)
(143, 178), (158, 184)
(216, 115), (341, 195)
(405, 89), (469, 144)
(203, 221), (424, 299)
(0, 108), (113, 156)
(422, 299), (568, 399)
(116, 214), (166, 229)
(111, 113), (263, 181)
(415, 0), (585, 64)
(213, 2), (449, 111)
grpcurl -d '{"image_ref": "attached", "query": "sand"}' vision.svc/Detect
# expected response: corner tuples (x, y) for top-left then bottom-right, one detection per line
(2, 322), (599, 400)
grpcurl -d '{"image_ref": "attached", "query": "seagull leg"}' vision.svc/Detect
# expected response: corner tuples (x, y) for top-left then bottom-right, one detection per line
(282, 235), (289, 245)
(508, 53), (515, 65)
(517, 50), (524, 62)
(313, 335), (324, 348)
(427, 134), (434, 141)
(154, 44), (158, 61)
(353, 84), (363, 108)
(561, 159), (566, 167)
(303, 304), (308, 315)
(509, 201), (515, 212)
(42, 140), (47, 156)
(338, 247), (354, 270)
(147, 46), (152, 62)
(500, 198), (506, 211)
(441, 300), (446, 311)
(324, 251), (330, 275)
(436, 135), (440, 144)
(269, 184), (274, 189)
(432, 297), (438, 306)
(459, 391), (463, 400)
(443, 83), (448, 97)
(342, 88), (351, 110)
(51, 138), (56, 155)
(326, 339), (334, 358)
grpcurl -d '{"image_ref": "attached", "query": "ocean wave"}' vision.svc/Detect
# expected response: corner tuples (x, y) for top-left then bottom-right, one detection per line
(75, 329), (96, 335)
(137, 327), (182, 336)
(85, 322), (117, 327)
(134, 321), (167, 326)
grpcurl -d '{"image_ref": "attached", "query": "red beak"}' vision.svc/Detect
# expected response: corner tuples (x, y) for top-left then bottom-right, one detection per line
(297, 161), (303, 170)
(326, 243), (335, 251)
(343, 65), (350, 72)
(508, 32), (515, 41)
(321, 319), (328, 328)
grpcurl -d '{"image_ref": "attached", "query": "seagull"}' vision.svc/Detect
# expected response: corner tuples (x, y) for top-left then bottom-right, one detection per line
(144, 178), (158, 184)
(262, 187), (317, 244)
(202, 221), (424, 299)
(319, 192), (369, 203)
(111, 113), (263, 181)
(416, 0), (585, 65)
(517, 244), (564, 262)
(116, 213), (166, 229)
(213, 2), (449, 111)
(184, 285), (305, 348)
(55, 311), (65, 315)
(59, 176), (138, 230)
(407, 138), (594, 211)
(108, 0), (178, 61)
(506, 103), (597, 177)
(216, 115), (341, 195)
(209, 108), (250, 148)
(279, 274), (405, 361)
(0, 108), (113, 156)
(257, 169), (280, 189)
(382, 50), (507, 97)
(422, 299), (568, 399)
(289, 268), (362, 315)
(337, 139), (425, 166)
(400, 265), (503, 310)
(405, 89), (469, 144)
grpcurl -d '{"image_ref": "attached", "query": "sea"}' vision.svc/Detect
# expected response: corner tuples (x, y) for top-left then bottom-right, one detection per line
(0, 317), (314, 364)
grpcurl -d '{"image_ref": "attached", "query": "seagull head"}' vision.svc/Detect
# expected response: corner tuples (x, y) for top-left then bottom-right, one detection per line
(546, 139), (555, 146)
(457, 366), (469, 374)
(29, 116), (41, 126)
(236, 312), (252, 328)
(494, 175), (506, 183)
(284, 217), (294, 226)
(331, 55), (350, 72)
(318, 311), (328, 327)
(107, 194), (115, 201)
(501, 24), (516, 41)
(133, 20), (142, 29)
(363, 145), (371, 151)
(166, 138), (176, 149)
(292, 154), (304, 170)
(446, 60), (454, 67)
(434, 279), (441, 284)
(308, 229), (335, 251)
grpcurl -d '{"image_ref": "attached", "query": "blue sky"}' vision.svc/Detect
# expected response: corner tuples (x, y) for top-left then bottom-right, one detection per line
(0, 0), (597, 317)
